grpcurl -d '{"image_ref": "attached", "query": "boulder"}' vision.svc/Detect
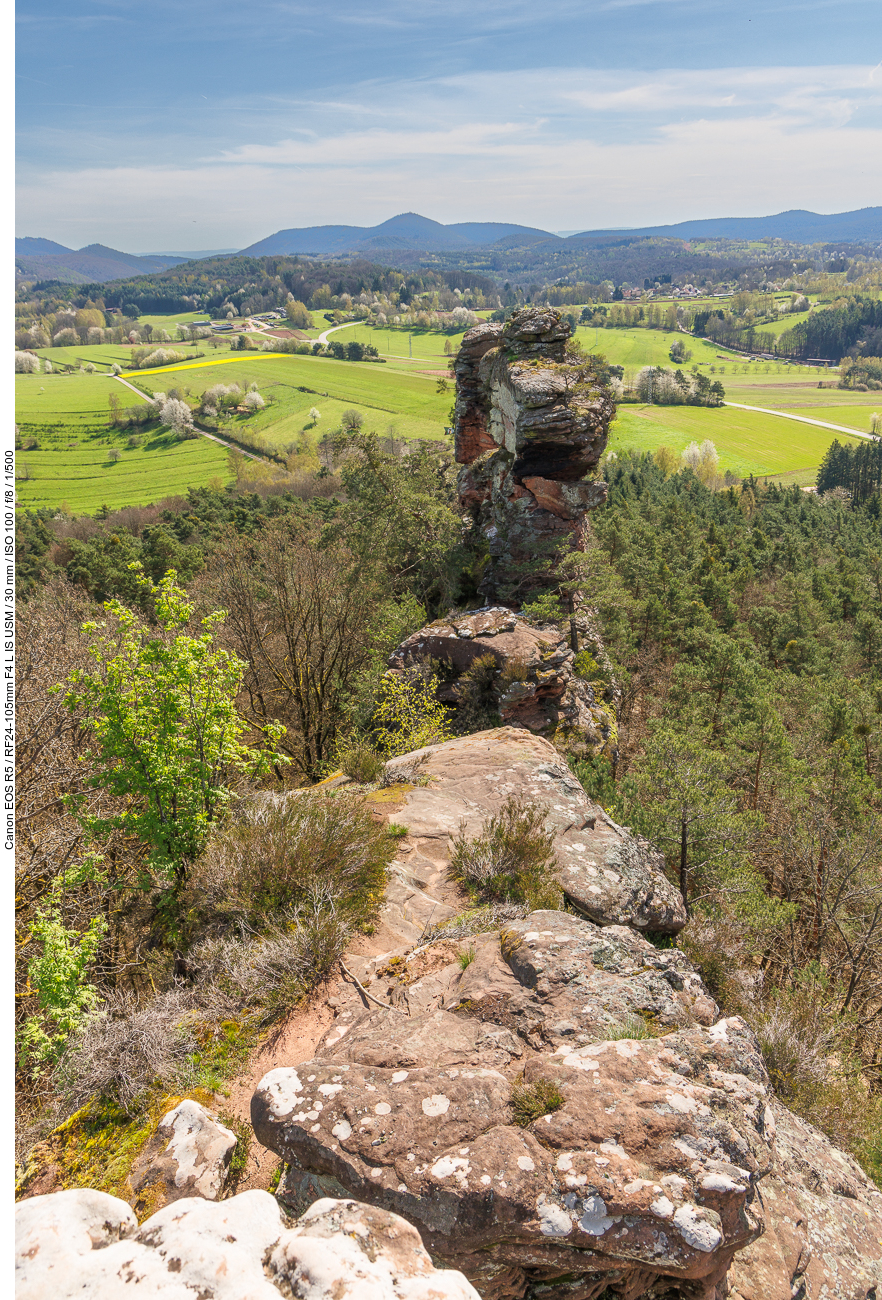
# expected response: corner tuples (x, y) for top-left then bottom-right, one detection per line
(15, 1189), (480, 1300)
(726, 1099), (882, 1300)
(382, 728), (686, 934)
(389, 607), (618, 762)
(128, 1098), (238, 1213)
(253, 909), (775, 1299)
(452, 308), (615, 600)
(15, 1188), (136, 1295)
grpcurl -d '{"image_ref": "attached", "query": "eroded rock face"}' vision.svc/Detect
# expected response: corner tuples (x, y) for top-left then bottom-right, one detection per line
(128, 1099), (237, 1213)
(15, 1188), (480, 1300)
(252, 909), (774, 1300)
(389, 607), (618, 761)
(453, 308), (615, 600)
(726, 1099), (882, 1300)
(383, 728), (686, 934)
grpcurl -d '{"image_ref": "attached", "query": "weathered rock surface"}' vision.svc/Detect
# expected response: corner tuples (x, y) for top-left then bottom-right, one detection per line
(15, 1188), (480, 1299)
(389, 606), (618, 761)
(383, 728), (686, 934)
(453, 308), (615, 600)
(128, 1098), (237, 1213)
(726, 1099), (882, 1300)
(253, 908), (776, 1299)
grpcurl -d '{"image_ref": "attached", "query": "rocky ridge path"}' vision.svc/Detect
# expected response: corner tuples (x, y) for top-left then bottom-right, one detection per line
(244, 728), (882, 1300)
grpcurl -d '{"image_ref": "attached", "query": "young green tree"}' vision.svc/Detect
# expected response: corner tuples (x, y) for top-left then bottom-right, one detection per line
(65, 566), (284, 885)
(19, 857), (107, 1071)
(627, 727), (762, 916)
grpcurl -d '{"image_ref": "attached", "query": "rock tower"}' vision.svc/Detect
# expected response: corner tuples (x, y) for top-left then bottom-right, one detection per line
(453, 307), (615, 602)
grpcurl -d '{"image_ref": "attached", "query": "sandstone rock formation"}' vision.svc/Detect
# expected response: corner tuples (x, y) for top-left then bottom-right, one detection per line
(15, 1189), (480, 1300)
(250, 730), (882, 1300)
(381, 728), (686, 934)
(726, 1098), (882, 1300)
(253, 913), (773, 1299)
(128, 1098), (237, 1214)
(389, 605), (618, 761)
(453, 308), (615, 601)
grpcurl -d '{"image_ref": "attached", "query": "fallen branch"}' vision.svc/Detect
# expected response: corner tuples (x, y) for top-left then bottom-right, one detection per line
(339, 961), (402, 1012)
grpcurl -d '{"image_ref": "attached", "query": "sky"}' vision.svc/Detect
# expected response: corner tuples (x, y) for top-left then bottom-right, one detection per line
(14, 0), (882, 252)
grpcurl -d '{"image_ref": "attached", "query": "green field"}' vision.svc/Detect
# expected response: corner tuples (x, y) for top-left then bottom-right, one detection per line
(15, 371), (231, 513)
(120, 352), (454, 449)
(320, 321), (467, 370)
(610, 404), (863, 481)
(18, 318), (877, 514)
(35, 339), (238, 373)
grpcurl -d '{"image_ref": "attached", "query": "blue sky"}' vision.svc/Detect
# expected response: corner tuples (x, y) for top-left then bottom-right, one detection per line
(15, 0), (882, 251)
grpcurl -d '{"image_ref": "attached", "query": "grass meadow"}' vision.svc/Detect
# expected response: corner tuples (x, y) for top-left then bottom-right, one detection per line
(120, 351), (454, 451)
(17, 316), (881, 515)
(15, 370), (230, 513)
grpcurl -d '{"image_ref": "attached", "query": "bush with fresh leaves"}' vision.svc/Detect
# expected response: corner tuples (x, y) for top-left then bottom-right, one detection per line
(449, 795), (562, 910)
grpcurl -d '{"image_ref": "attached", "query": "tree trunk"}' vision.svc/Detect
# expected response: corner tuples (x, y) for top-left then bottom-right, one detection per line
(679, 817), (689, 915)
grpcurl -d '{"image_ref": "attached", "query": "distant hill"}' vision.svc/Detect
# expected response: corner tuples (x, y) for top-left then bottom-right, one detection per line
(570, 208), (882, 244)
(240, 212), (555, 256)
(15, 240), (190, 285)
(142, 249), (239, 259)
(15, 236), (74, 256)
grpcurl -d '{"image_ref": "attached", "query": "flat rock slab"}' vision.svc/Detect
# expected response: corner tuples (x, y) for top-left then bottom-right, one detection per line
(384, 728), (686, 934)
(16, 1188), (479, 1300)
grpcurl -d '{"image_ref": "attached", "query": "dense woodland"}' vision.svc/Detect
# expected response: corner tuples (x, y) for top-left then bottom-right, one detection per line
(16, 430), (882, 1190)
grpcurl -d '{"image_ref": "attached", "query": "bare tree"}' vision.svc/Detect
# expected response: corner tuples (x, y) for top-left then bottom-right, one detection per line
(198, 521), (385, 781)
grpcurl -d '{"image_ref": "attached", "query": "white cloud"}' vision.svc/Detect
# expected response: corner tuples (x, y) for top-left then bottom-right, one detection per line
(16, 63), (882, 247)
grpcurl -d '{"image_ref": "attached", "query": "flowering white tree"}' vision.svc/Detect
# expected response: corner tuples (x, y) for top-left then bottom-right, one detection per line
(308, 407), (321, 425)
(53, 328), (78, 346)
(155, 395), (193, 434)
(243, 391), (265, 411)
(15, 351), (39, 373)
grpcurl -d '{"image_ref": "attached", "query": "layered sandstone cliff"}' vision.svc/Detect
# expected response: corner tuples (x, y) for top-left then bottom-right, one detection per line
(453, 308), (615, 602)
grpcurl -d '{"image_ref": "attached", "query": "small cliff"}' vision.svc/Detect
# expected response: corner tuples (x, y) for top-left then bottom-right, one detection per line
(453, 308), (615, 602)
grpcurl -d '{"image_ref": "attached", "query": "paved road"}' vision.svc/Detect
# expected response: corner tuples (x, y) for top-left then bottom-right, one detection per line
(724, 401), (877, 442)
(318, 321), (360, 346)
(111, 374), (269, 463)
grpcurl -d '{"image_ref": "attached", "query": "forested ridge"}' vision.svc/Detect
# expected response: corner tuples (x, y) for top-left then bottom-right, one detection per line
(15, 438), (882, 1190)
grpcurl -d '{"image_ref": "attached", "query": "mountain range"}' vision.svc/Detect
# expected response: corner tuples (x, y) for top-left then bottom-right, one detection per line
(14, 242), (189, 286)
(15, 208), (882, 285)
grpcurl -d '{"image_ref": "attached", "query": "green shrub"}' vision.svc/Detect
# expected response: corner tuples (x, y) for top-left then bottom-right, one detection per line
(336, 737), (384, 784)
(519, 592), (564, 624)
(570, 755), (617, 809)
(449, 796), (562, 910)
(454, 653), (500, 733)
(188, 792), (392, 932)
(372, 667), (451, 757)
(573, 649), (604, 680)
(510, 1077), (564, 1126)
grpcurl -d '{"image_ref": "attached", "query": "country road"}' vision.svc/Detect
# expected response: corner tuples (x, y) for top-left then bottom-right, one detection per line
(723, 401), (877, 442)
(111, 374), (270, 463)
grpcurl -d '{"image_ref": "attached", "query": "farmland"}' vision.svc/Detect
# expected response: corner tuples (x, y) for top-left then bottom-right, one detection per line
(15, 370), (230, 513)
(119, 351), (454, 451)
(16, 315), (881, 515)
